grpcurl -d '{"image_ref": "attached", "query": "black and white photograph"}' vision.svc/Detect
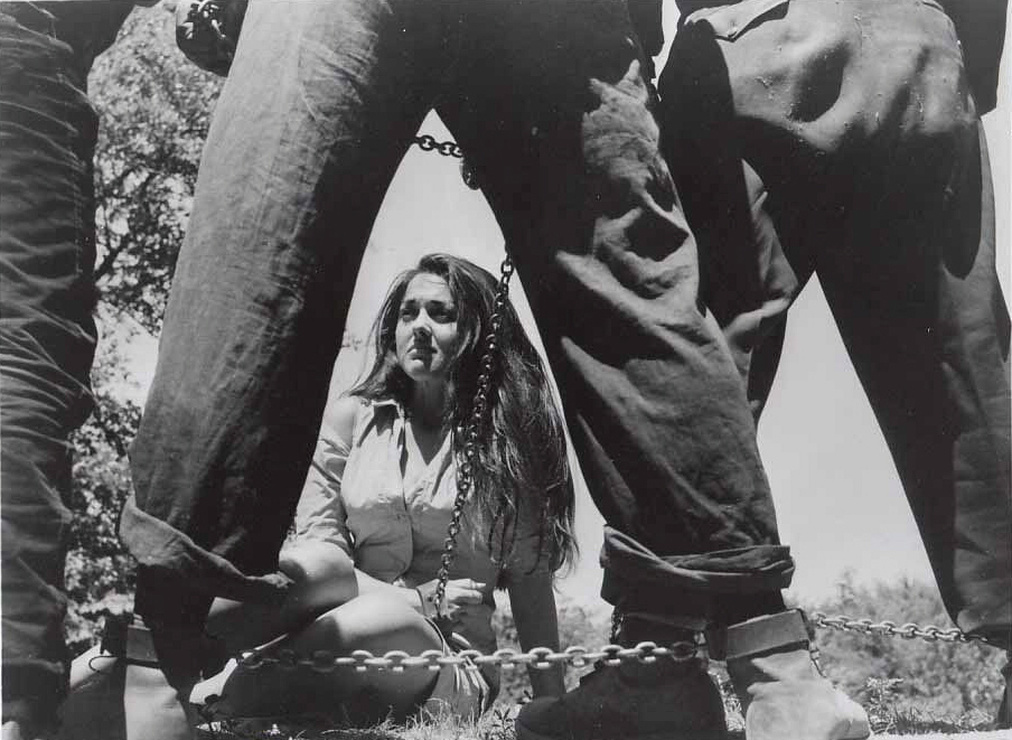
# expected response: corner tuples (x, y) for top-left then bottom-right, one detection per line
(1, 1), (1010, 739)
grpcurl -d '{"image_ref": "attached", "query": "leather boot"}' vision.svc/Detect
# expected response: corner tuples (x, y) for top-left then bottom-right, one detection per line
(720, 610), (870, 740)
(514, 613), (728, 740)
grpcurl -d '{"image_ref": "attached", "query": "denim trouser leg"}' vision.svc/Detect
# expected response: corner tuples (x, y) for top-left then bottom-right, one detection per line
(0, 6), (100, 727)
(125, 0), (794, 632)
(662, 0), (1011, 645)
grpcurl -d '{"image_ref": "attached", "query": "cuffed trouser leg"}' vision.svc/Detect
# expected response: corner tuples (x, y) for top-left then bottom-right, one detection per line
(0, 5), (104, 729)
(662, 0), (1011, 646)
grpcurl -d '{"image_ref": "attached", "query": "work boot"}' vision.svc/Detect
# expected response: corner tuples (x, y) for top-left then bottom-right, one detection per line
(721, 610), (870, 740)
(514, 614), (728, 740)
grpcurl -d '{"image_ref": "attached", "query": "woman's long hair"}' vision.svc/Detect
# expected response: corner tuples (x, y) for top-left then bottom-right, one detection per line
(349, 253), (576, 577)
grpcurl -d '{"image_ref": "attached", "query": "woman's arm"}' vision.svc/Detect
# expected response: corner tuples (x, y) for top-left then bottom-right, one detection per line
(283, 395), (429, 612)
(507, 571), (565, 698)
(279, 541), (424, 612)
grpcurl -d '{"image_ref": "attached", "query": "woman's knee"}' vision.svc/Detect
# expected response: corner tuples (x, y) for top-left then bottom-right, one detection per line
(306, 593), (439, 654)
(279, 541), (356, 614)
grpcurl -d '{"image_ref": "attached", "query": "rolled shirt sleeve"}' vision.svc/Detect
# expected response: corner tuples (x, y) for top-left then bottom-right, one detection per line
(290, 427), (353, 556)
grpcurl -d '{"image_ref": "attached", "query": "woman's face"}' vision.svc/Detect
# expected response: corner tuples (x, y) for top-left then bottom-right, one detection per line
(394, 273), (461, 384)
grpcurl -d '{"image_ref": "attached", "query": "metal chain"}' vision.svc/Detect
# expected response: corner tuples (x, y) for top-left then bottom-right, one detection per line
(228, 612), (1000, 676)
(430, 255), (515, 624)
(413, 134), (464, 159)
(412, 134), (480, 190)
(237, 639), (700, 675)
(809, 611), (1000, 648)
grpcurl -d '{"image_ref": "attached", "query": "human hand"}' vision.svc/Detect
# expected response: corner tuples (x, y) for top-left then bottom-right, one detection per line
(415, 578), (485, 623)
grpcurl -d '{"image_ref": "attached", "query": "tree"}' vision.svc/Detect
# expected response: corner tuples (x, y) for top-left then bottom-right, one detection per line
(90, 2), (223, 333)
(66, 332), (142, 653)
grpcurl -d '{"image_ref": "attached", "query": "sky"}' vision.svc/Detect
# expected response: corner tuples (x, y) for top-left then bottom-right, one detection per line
(121, 6), (1011, 616)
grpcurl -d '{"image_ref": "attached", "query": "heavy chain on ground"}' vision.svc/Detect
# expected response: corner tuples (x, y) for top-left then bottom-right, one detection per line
(231, 612), (1000, 675)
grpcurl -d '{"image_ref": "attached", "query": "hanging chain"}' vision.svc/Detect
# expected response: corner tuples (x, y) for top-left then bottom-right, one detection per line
(413, 134), (464, 159)
(809, 611), (1001, 648)
(429, 255), (515, 629)
(412, 134), (480, 190)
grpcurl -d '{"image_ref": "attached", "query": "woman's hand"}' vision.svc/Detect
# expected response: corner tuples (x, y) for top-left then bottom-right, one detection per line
(415, 578), (485, 623)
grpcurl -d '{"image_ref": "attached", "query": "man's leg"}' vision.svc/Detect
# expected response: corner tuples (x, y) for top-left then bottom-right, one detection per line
(669, 0), (1011, 660)
(663, 0), (1010, 727)
(443, 0), (791, 631)
(0, 5), (110, 734)
(820, 117), (1012, 728)
(121, 0), (457, 706)
(434, 3), (863, 738)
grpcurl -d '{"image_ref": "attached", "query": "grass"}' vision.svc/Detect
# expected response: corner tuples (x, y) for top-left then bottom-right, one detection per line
(192, 704), (517, 740)
(192, 665), (1005, 740)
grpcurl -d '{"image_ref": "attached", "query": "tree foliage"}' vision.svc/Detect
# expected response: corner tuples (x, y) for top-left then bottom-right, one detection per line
(90, 2), (222, 333)
(66, 333), (143, 653)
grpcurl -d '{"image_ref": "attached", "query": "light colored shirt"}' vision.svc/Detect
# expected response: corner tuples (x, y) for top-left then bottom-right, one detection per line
(290, 397), (547, 657)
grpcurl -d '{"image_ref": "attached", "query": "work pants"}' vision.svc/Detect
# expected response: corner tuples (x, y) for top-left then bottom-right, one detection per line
(660, 0), (1011, 646)
(0, 1), (131, 728)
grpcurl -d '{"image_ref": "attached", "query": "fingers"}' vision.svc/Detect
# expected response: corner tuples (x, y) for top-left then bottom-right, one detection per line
(447, 579), (485, 605)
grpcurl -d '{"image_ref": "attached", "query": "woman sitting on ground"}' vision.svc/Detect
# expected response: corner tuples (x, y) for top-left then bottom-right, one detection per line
(203, 253), (576, 724)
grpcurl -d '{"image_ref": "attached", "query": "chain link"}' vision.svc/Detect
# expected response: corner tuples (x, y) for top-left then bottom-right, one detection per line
(413, 134), (464, 159)
(237, 638), (699, 675)
(809, 611), (1000, 648)
(412, 134), (481, 190)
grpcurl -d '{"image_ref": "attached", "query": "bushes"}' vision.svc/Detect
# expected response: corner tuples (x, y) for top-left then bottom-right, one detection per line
(805, 574), (1007, 733)
(65, 337), (140, 655)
